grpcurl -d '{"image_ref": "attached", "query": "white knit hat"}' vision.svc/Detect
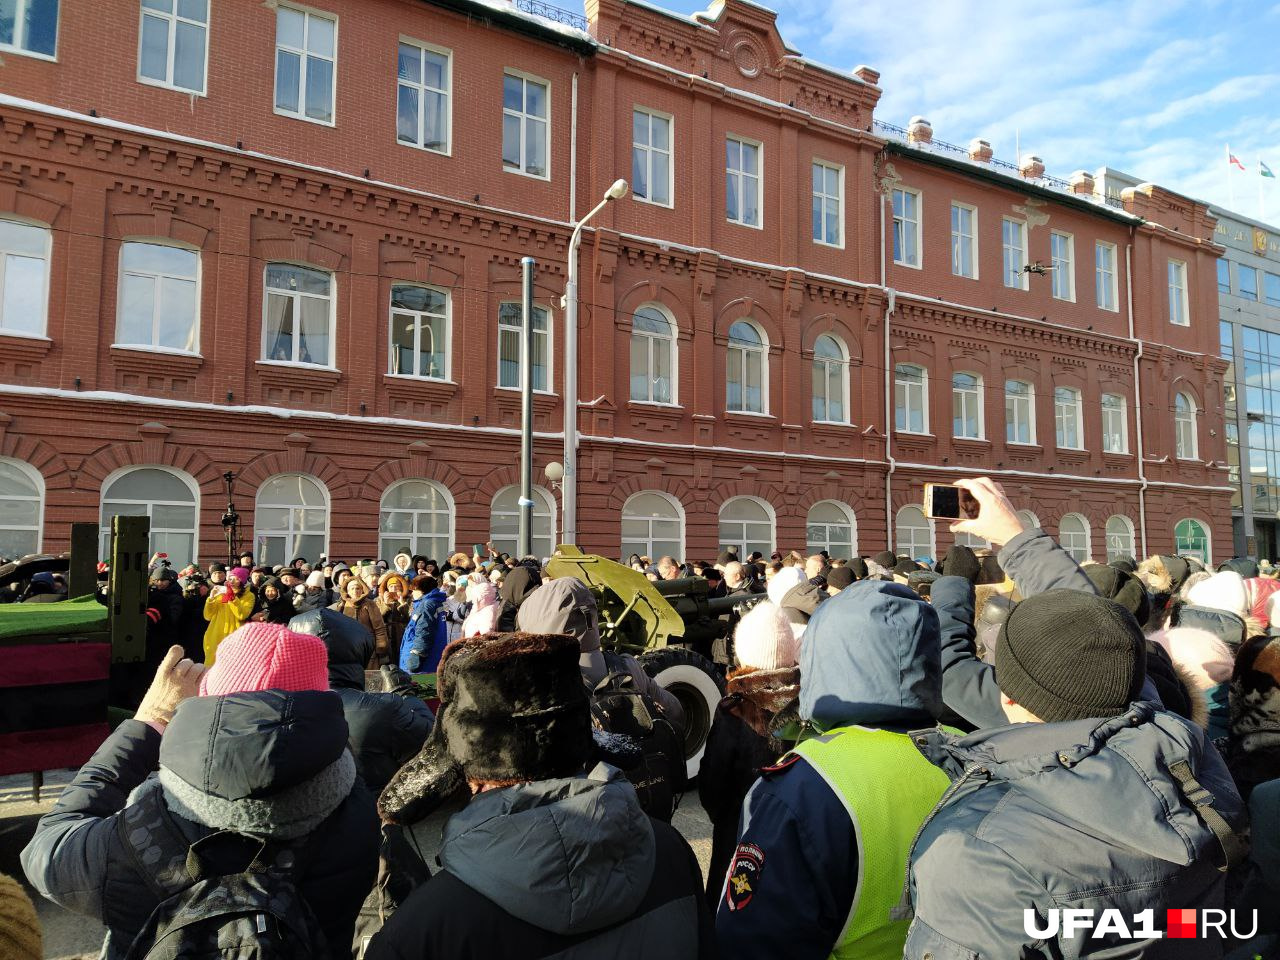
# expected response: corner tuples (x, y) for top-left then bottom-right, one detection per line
(766, 567), (806, 606)
(1186, 571), (1249, 620)
(305, 570), (325, 589)
(733, 600), (798, 671)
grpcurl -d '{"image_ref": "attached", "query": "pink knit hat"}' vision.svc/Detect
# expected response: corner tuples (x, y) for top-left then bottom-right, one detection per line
(199, 622), (330, 696)
(733, 600), (798, 671)
(1149, 626), (1233, 690)
(229, 566), (251, 584)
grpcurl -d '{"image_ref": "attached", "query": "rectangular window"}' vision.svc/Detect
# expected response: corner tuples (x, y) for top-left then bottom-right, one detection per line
(892, 188), (920, 267)
(1218, 258), (1231, 295)
(725, 136), (761, 227)
(0, 219), (51, 337)
(894, 364), (927, 434)
(1002, 218), (1027, 289)
(262, 264), (333, 366)
(811, 161), (842, 247)
(950, 202), (976, 278)
(1168, 259), (1189, 326)
(1266, 272), (1280, 307)
(1054, 386), (1083, 449)
(1101, 393), (1128, 454)
(396, 40), (450, 153)
(138, 0), (207, 94)
(952, 372), (982, 439)
(389, 285), (449, 379)
(1239, 265), (1259, 301)
(116, 242), (200, 352)
(274, 5), (336, 125)
(1095, 241), (1118, 311)
(1050, 230), (1075, 301)
(632, 109), (672, 207)
(1005, 380), (1034, 445)
(503, 72), (549, 179)
(0, 0), (57, 57)
(498, 302), (550, 390)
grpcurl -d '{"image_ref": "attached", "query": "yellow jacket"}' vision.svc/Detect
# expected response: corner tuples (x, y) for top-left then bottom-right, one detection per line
(203, 587), (255, 665)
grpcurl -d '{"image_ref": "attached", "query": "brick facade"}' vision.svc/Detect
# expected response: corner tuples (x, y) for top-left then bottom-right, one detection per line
(0, 0), (1231, 565)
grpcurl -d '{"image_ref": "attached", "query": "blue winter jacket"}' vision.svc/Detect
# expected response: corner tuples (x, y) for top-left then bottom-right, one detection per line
(401, 588), (448, 673)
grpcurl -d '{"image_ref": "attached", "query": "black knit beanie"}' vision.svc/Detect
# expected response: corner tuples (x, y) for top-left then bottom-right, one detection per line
(894, 558), (922, 576)
(827, 567), (855, 590)
(848, 558), (869, 580)
(873, 551), (897, 568)
(1084, 565), (1151, 627)
(996, 589), (1146, 723)
(942, 544), (982, 584)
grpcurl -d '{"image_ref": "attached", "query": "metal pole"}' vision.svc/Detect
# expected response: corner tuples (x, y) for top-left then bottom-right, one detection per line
(519, 257), (536, 558)
(563, 234), (580, 551)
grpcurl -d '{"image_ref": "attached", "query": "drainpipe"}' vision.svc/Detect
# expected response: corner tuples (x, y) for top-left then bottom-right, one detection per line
(881, 188), (897, 551)
(569, 72), (578, 223)
(1126, 230), (1149, 558)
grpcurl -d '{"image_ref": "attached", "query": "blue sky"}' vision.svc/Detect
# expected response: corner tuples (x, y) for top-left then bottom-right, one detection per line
(641, 0), (1280, 223)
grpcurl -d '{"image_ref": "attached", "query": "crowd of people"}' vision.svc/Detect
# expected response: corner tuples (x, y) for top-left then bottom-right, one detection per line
(3, 476), (1279, 958)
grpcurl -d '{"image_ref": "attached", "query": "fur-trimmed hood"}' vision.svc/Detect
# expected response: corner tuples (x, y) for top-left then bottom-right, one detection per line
(724, 665), (801, 742)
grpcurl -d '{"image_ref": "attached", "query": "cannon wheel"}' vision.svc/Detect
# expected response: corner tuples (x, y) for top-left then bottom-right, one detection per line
(640, 646), (724, 781)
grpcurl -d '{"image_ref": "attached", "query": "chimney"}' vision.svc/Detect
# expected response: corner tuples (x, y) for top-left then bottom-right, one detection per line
(853, 64), (880, 85)
(1069, 170), (1095, 196)
(907, 116), (933, 145)
(968, 138), (992, 163)
(1019, 155), (1045, 179)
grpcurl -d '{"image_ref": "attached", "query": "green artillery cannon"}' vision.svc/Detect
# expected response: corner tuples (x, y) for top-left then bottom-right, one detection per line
(545, 546), (740, 779)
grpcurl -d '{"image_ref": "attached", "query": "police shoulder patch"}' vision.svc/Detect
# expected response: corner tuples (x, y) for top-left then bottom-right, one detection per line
(724, 841), (765, 913)
(760, 753), (801, 778)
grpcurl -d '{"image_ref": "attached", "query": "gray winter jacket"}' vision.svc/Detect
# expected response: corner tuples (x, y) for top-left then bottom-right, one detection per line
(905, 703), (1246, 959)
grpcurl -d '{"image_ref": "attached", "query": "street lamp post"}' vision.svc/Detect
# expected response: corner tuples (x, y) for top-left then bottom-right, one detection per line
(562, 178), (627, 549)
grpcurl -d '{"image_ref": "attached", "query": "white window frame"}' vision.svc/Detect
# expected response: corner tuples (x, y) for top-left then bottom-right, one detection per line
(136, 0), (209, 96)
(895, 504), (935, 562)
(0, 0), (58, 60)
(396, 37), (452, 155)
(632, 107), (673, 208)
(378, 479), (455, 561)
(1175, 518), (1211, 564)
(726, 319), (769, 415)
(811, 159), (843, 248)
(490, 484), (556, 559)
(388, 283), (450, 381)
(1175, 392), (1198, 460)
(811, 333), (849, 424)
(1101, 392), (1128, 454)
(1105, 515), (1135, 562)
(260, 263), (336, 368)
(725, 134), (763, 229)
(952, 371), (984, 440)
(892, 187), (921, 268)
(1054, 386), (1084, 450)
(273, 3), (338, 127)
(1005, 379), (1036, 445)
(1017, 509), (1041, 531)
(1095, 241), (1118, 311)
(253, 472), (330, 566)
(100, 465), (201, 563)
(0, 216), (52, 338)
(717, 495), (776, 559)
(894, 363), (929, 435)
(114, 240), (201, 355)
(621, 491), (685, 561)
(1002, 217), (1028, 290)
(497, 301), (553, 393)
(0, 456), (44, 556)
(1050, 230), (1075, 301)
(1058, 512), (1090, 563)
(1168, 259), (1190, 326)
(630, 303), (678, 405)
(806, 500), (857, 558)
(950, 201), (977, 279)
(502, 69), (551, 181)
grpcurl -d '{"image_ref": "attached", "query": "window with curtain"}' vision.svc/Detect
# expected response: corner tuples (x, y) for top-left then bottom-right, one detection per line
(116, 242), (200, 352)
(1175, 393), (1198, 459)
(497, 302), (550, 391)
(379, 480), (452, 560)
(727, 320), (766, 413)
(1105, 515), (1135, 562)
(274, 4), (335, 124)
(895, 505), (933, 561)
(389, 284), (449, 379)
(262, 263), (332, 366)
(806, 500), (856, 558)
(396, 40), (450, 152)
(254, 474), (328, 566)
(630, 305), (675, 404)
(490, 484), (555, 559)
(101, 467), (198, 563)
(0, 458), (43, 559)
(1058, 513), (1090, 563)
(1101, 393), (1128, 453)
(718, 497), (773, 558)
(1175, 519), (1210, 563)
(952, 372), (982, 439)
(621, 492), (683, 561)
(1005, 380), (1034, 444)
(138, 0), (208, 93)
(812, 334), (847, 423)
(502, 72), (549, 178)
(895, 364), (927, 433)
(1054, 387), (1083, 449)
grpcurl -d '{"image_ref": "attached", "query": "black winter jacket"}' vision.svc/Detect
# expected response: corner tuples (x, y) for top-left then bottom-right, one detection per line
(20, 691), (379, 958)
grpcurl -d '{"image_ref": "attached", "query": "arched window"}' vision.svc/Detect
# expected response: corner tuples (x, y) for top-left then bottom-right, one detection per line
(954, 530), (989, 550)
(101, 467), (199, 563)
(254, 474), (328, 566)
(806, 500), (856, 558)
(1058, 512), (1090, 563)
(894, 363), (927, 433)
(379, 480), (453, 560)
(1175, 393), (1198, 460)
(895, 505), (934, 561)
(621, 492), (684, 560)
(952, 371), (983, 439)
(1175, 518), (1211, 563)
(116, 242), (200, 352)
(1105, 514), (1135, 562)
(726, 320), (767, 414)
(1016, 509), (1041, 531)
(0, 218), (51, 337)
(0, 457), (43, 559)
(490, 484), (556, 559)
(718, 496), (774, 558)
(811, 334), (848, 423)
(389, 284), (449, 380)
(262, 263), (334, 366)
(630, 305), (676, 404)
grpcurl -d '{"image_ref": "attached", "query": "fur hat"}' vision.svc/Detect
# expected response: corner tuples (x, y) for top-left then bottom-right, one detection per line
(1187, 571), (1250, 621)
(0, 873), (40, 960)
(1149, 627), (1233, 690)
(733, 600), (798, 671)
(199, 623), (330, 697)
(872, 551), (898, 568)
(379, 632), (624, 824)
(1228, 633), (1280, 796)
(1138, 555), (1190, 595)
(1084, 564), (1151, 626)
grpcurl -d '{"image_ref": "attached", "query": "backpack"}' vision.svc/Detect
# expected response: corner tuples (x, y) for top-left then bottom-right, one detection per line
(592, 652), (686, 822)
(117, 802), (332, 960)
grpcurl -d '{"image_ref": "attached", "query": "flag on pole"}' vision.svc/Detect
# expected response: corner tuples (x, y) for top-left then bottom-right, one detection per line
(1229, 152), (1247, 171)
(1261, 160), (1276, 179)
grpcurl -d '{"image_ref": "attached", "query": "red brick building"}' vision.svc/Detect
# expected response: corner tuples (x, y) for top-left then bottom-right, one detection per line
(0, 0), (1231, 566)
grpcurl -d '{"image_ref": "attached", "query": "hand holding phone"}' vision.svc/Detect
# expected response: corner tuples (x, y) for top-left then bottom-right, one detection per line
(947, 477), (1027, 547)
(923, 483), (980, 521)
